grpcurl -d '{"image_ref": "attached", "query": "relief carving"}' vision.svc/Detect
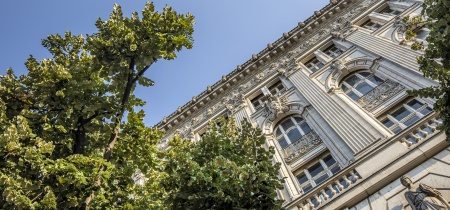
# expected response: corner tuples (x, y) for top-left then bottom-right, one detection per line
(284, 131), (322, 163)
(400, 176), (450, 210)
(356, 79), (405, 112)
(262, 94), (289, 122)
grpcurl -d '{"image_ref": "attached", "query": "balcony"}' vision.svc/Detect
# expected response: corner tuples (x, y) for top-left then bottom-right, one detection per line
(283, 130), (322, 164)
(356, 79), (405, 112)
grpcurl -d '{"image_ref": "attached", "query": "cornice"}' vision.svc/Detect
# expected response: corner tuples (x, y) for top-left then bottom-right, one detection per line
(155, 0), (377, 132)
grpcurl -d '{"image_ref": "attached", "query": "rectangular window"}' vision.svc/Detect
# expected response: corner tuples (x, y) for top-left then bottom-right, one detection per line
(305, 57), (324, 73)
(251, 93), (266, 111)
(380, 99), (432, 134)
(324, 45), (344, 59)
(269, 81), (286, 95)
(380, 7), (401, 16)
(296, 154), (340, 193)
(361, 20), (382, 31)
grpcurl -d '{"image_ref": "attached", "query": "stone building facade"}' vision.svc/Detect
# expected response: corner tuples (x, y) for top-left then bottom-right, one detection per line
(155, 0), (450, 209)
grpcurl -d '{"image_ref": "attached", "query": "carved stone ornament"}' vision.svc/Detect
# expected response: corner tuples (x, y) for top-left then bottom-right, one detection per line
(400, 176), (450, 210)
(393, 16), (407, 33)
(327, 59), (348, 92)
(331, 20), (357, 40)
(284, 130), (322, 163)
(262, 94), (289, 122)
(223, 89), (246, 113)
(357, 79), (405, 112)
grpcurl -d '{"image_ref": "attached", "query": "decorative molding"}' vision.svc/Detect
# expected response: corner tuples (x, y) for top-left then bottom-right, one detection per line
(262, 94), (290, 122)
(331, 20), (358, 40)
(223, 89), (246, 114)
(283, 131), (323, 164)
(157, 0), (380, 138)
(356, 79), (405, 112)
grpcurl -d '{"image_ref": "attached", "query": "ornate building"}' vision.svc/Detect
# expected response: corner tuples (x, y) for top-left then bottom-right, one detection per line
(155, 0), (450, 209)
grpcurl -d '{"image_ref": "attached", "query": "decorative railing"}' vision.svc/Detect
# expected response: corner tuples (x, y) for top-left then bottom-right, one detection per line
(283, 131), (322, 163)
(292, 169), (361, 209)
(400, 115), (442, 148)
(357, 79), (405, 112)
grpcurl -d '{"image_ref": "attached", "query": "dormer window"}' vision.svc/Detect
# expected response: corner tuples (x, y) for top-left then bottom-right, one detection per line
(324, 45), (344, 59)
(305, 57), (324, 73)
(361, 20), (382, 31)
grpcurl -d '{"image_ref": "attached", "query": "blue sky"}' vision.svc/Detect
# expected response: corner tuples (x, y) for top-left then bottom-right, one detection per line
(0, 0), (328, 126)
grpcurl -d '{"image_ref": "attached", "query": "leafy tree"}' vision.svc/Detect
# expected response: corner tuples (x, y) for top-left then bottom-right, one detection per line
(0, 2), (194, 209)
(159, 117), (284, 209)
(409, 0), (450, 141)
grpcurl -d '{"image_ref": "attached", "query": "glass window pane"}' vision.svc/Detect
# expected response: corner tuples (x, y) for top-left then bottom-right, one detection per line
(407, 100), (424, 110)
(294, 117), (304, 123)
(308, 162), (325, 177)
(297, 173), (309, 184)
(420, 107), (432, 115)
(358, 72), (371, 78)
(275, 128), (282, 137)
(341, 85), (349, 92)
(403, 115), (420, 126)
(303, 184), (313, 193)
(391, 107), (411, 121)
(323, 155), (336, 167)
(355, 82), (374, 95)
(300, 123), (312, 134)
(278, 137), (288, 148)
(314, 174), (329, 185)
(330, 165), (340, 174)
(287, 129), (302, 143)
(392, 126), (403, 134)
(344, 75), (361, 86)
(281, 119), (295, 131)
(347, 91), (360, 101)
(368, 75), (384, 85)
(382, 118), (394, 128)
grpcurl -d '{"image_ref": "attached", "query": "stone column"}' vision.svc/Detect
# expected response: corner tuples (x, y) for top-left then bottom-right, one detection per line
(287, 69), (384, 154)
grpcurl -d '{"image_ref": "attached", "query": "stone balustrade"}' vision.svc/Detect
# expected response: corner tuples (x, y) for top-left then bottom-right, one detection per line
(293, 169), (361, 210)
(399, 114), (443, 147)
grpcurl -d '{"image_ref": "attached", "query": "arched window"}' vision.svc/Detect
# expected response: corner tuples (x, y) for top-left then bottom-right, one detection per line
(340, 71), (384, 101)
(275, 116), (312, 148)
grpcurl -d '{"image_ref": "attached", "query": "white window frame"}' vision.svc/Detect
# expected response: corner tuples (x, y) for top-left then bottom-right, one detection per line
(381, 99), (432, 134)
(296, 154), (340, 194)
(340, 71), (384, 100)
(275, 116), (312, 148)
(305, 57), (324, 73)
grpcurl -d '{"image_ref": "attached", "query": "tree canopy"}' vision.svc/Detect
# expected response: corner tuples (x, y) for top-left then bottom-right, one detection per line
(409, 0), (450, 141)
(159, 118), (284, 210)
(0, 2), (194, 209)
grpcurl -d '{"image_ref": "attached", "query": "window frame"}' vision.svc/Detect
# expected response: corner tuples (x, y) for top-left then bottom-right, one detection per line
(250, 81), (286, 111)
(380, 98), (433, 134)
(295, 153), (341, 194)
(323, 45), (344, 59)
(340, 71), (384, 101)
(305, 57), (325, 73)
(360, 19), (382, 31)
(275, 116), (312, 149)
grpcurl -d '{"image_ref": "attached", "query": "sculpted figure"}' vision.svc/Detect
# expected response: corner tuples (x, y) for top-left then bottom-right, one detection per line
(400, 176), (450, 210)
